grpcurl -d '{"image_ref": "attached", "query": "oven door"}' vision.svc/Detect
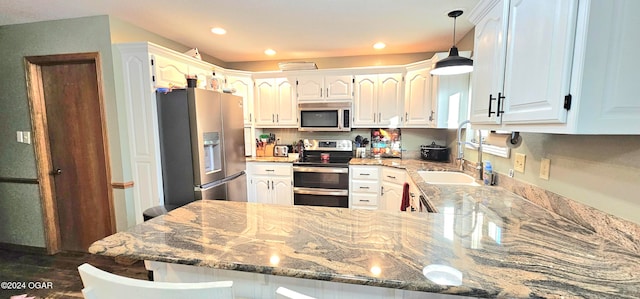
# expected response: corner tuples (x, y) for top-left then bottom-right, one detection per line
(293, 188), (349, 208)
(293, 166), (349, 189)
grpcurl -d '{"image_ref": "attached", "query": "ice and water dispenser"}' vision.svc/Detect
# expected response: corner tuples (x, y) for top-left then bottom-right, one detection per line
(203, 132), (222, 174)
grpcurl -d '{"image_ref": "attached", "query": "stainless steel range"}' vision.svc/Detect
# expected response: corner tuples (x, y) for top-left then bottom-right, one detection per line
(293, 140), (353, 208)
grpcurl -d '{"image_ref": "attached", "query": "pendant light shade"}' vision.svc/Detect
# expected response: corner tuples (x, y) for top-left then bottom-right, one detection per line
(431, 10), (473, 76)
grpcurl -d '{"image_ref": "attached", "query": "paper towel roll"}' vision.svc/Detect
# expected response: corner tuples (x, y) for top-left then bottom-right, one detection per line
(506, 132), (523, 148)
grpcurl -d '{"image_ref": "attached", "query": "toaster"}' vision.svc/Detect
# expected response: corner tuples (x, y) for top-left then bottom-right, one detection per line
(274, 145), (289, 157)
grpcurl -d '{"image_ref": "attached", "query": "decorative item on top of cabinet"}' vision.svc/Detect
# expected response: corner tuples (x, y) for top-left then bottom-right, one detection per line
(296, 74), (353, 101)
(469, 0), (640, 134)
(353, 73), (404, 128)
(253, 77), (297, 128)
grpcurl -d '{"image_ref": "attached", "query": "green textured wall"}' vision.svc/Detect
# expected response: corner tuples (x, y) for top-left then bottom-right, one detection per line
(0, 15), (122, 247)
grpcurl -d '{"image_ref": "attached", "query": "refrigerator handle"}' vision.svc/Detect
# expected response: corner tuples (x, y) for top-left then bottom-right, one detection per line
(195, 171), (246, 191)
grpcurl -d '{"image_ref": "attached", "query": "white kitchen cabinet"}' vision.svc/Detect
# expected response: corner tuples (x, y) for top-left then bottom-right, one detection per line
(296, 74), (353, 101)
(469, 0), (577, 127)
(380, 167), (407, 212)
(153, 54), (189, 89)
(225, 73), (254, 126)
(403, 63), (435, 127)
(247, 162), (292, 205)
(353, 73), (403, 128)
(349, 165), (380, 209)
(469, 0), (640, 134)
(253, 77), (297, 127)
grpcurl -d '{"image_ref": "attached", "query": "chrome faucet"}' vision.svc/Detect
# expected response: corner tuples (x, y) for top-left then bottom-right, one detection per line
(456, 120), (483, 180)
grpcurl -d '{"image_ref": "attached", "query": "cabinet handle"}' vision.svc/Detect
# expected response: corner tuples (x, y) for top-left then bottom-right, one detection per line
(359, 186), (370, 189)
(429, 111), (434, 122)
(360, 173), (370, 176)
(272, 181), (274, 189)
(381, 186), (384, 195)
(265, 169), (275, 172)
(267, 180), (270, 190)
(272, 114), (275, 122)
(320, 87), (323, 97)
(387, 175), (396, 179)
(488, 94), (496, 117)
(378, 112), (381, 123)
(326, 88), (329, 97)
(277, 114), (279, 122)
(497, 92), (505, 117)
(360, 199), (370, 202)
(250, 113), (252, 122)
(373, 113), (376, 122)
(405, 112), (408, 121)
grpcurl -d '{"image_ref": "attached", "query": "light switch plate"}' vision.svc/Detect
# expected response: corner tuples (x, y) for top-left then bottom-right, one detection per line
(540, 158), (551, 180)
(22, 131), (31, 144)
(16, 131), (23, 143)
(514, 153), (526, 173)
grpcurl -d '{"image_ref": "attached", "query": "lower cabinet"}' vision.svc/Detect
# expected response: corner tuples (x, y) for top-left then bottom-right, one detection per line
(380, 167), (407, 212)
(247, 162), (292, 205)
(349, 165), (380, 209)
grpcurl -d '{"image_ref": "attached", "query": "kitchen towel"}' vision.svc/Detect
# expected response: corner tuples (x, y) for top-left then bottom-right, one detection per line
(401, 182), (410, 211)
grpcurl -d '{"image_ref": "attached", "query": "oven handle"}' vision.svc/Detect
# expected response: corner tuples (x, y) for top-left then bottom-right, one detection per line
(292, 166), (348, 174)
(293, 187), (349, 196)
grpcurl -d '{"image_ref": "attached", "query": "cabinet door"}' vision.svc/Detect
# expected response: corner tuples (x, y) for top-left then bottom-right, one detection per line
(296, 76), (323, 101)
(433, 73), (470, 128)
(227, 75), (254, 126)
(325, 75), (353, 100)
(377, 74), (403, 127)
(152, 54), (189, 88)
(404, 68), (434, 127)
(381, 182), (403, 212)
(271, 177), (292, 206)
(188, 66), (212, 89)
(353, 75), (377, 127)
(250, 175), (271, 204)
(275, 78), (298, 127)
(501, 0), (577, 125)
(254, 79), (277, 126)
(469, 1), (507, 125)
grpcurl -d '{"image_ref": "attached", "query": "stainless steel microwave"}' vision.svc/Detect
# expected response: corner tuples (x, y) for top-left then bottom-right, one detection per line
(298, 102), (351, 132)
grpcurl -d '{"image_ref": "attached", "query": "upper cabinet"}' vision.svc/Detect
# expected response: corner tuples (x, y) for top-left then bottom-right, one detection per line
(254, 77), (297, 128)
(225, 72), (254, 126)
(296, 74), (353, 102)
(403, 63), (435, 127)
(470, 0), (640, 134)
(353, 73), (404, 128)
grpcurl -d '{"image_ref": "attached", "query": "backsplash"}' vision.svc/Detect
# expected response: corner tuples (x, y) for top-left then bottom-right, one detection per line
(257, 128), (450, 158)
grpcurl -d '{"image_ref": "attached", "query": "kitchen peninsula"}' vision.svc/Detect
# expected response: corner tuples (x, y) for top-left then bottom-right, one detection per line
(89, 162), (640, 298)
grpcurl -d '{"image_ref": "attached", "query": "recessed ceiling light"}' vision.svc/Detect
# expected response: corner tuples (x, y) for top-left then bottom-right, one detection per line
(264, 48), (277, 56)
(210, 27), (226, 35)
(373, 42), (386, 50)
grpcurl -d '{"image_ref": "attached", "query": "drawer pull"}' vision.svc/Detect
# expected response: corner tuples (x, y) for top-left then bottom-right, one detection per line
(387, 175), (396, 179)
(360, 173), (370, 176)
(359, 186), (370, 189)
(360, 199), (370, 202)
(265, 169), (275, 172)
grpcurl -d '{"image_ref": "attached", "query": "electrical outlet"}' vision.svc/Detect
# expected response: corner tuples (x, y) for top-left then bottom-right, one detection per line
(514, 153), (526, 173)
(540, 158), (551, 180)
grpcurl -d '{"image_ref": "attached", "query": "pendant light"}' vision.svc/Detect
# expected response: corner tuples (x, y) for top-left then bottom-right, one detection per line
(431, 10), (473, 76)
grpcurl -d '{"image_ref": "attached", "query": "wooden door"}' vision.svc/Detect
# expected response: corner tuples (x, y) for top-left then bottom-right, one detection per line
(27, 54), (114, 253)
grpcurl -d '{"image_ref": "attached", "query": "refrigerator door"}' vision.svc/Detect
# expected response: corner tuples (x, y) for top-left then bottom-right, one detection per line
(188, 89), (225, 187)
(221, 93), (248, 201)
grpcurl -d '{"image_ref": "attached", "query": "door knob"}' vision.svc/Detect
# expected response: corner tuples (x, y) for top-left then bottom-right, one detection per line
(51, 168), (62, 176)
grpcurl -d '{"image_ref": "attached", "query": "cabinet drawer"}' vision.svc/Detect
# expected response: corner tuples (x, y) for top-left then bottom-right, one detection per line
(351, 193), (378, 207)
(249, 163), (291, 176)
(350, 166), (379, 180)
(351, 180), (380, 194)
(381, 167), (406, 184)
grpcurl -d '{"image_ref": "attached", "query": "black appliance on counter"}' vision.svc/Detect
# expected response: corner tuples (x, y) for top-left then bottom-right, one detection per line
(293, 140), (353, 208)
(420, 141), (450, 162)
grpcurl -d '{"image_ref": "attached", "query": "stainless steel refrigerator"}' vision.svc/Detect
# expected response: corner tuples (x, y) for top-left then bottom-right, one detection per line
(156, 88), (247, 207)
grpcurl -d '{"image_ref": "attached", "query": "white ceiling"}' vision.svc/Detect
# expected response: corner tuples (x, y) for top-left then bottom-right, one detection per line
(0, 0), (479, 62)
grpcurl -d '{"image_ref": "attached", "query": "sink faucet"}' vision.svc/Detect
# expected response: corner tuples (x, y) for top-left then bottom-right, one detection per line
(456, 120), (483, 180)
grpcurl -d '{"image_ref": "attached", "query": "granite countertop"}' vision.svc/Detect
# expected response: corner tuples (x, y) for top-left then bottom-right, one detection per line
(90, 187), (640, 297)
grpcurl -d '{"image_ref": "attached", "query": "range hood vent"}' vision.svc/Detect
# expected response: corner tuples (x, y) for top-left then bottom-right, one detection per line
(278, 61), (317, 71)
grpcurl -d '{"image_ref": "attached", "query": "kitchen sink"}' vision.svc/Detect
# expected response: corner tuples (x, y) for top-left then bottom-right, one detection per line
(417, 171), (480, 186)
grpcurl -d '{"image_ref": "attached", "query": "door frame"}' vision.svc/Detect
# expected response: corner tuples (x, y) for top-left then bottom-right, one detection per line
(24, 52), (115, 254)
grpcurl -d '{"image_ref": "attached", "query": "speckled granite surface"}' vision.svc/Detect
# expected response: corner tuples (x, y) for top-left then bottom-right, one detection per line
(90, 172), (640, 298)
